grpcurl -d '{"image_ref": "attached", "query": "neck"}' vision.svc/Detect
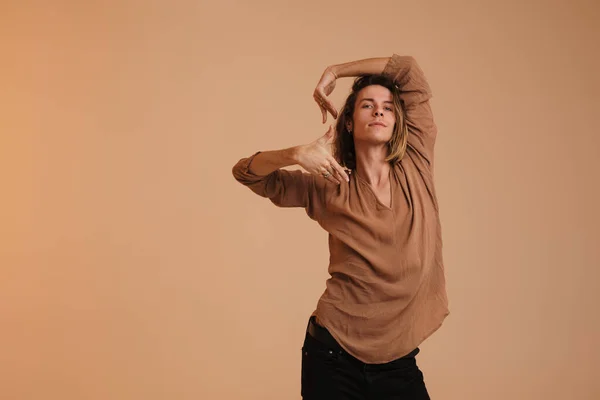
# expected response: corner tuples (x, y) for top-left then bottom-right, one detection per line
(354, 145), (390, 186)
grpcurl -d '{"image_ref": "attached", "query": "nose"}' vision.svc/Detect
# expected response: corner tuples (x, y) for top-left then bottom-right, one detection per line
(374, 110), (383, 117)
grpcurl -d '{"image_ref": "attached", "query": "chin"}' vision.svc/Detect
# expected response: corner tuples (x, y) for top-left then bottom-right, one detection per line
(355, 134), (392, 144)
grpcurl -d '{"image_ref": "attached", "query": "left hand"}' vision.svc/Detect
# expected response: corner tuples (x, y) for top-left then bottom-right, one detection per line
(313, 67), (339, 124)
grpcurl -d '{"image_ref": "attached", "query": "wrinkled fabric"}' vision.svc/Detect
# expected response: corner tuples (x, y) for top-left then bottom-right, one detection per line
(232, 55), (449, 364)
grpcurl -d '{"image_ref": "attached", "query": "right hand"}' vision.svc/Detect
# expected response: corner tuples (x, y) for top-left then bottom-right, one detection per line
(313, 67), (339, 124)
(295, 126), (349, 185)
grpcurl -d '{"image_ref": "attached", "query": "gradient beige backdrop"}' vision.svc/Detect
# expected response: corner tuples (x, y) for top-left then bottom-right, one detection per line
(1, 0), (599, 399)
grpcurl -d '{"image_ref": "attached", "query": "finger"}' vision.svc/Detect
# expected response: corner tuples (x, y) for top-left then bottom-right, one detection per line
(313, 93), (322, 106)
(330, 105), (338, 119)
(320, 166), (340, 185)
(325, 126), (337, 149)
(327, 158), (348, 183)
(326, 165), (343, 185)
(322, 171), (340, 185)
(327, 175), (340, 185)
(329, 158), (349, 182)
(314, 94), (325, 123)
(316, 128), (330, 146)
(324, 125), (334, 139)
(315, 94), (330, 124)
(322, 99), (338, 120)
(317, 125), (331, 142)
(316, 90), (337, 120)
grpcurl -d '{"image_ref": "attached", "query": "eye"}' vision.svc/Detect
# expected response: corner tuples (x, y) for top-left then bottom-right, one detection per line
(385, 106), (393, 111)
(362, 104), (373, 108)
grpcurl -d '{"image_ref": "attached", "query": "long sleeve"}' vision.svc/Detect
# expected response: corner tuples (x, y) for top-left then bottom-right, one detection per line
(383, 55), (437, 172)
(231, 151), (326, 220)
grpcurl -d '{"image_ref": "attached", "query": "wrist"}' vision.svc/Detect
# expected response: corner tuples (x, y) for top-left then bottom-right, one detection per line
(327, 65), (339, 79)
(288, 145), (305, 164)
(329, 57), (390, 79)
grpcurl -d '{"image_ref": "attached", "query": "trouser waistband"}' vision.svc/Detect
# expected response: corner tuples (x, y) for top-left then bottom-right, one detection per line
(307, 316), (420, 360)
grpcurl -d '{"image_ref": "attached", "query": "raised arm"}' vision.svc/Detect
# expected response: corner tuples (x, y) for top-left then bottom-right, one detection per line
(313, 57), (390, 122)
(380, 55), (433, 108)
(315, 55), (432, 119)
(232, 127), (349, 216)
(242, 146), (299, 177)
(380, 55), (436, 169)
(315, 55), (437, 169)
(232, 149), (315, 209)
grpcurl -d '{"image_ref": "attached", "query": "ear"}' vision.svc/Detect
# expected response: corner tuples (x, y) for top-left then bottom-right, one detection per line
(346, 121), (353, 133)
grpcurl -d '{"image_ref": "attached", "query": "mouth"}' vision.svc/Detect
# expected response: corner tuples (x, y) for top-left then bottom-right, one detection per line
(368, 122), (387, 127)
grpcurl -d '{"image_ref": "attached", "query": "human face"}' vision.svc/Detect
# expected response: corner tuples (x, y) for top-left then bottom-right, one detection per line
(348, 85), (396, 145)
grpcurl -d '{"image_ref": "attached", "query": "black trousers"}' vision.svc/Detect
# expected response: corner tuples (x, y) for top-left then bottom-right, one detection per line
(301, 316), (431, 400)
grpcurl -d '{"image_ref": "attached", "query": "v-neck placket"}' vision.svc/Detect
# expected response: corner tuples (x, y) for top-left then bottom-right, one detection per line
(354, 168), (394, 212)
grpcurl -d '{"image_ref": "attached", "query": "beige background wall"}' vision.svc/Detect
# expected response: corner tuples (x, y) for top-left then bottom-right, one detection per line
(1, 0), (599, 399)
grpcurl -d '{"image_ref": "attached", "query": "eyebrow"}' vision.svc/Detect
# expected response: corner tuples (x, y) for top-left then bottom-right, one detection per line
(358, 98), (394, 104)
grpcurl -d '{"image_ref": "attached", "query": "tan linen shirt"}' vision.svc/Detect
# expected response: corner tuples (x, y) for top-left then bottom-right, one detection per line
(232, 54), (449, 364)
